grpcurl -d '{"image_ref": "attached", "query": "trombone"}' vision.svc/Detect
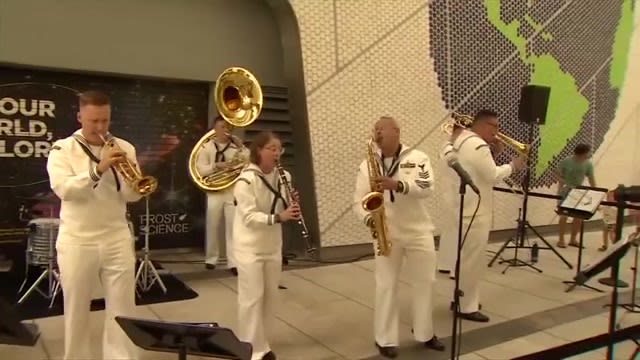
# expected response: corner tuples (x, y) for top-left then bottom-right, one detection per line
(441, 112), (530, 157)
(441, 112), (528, 197)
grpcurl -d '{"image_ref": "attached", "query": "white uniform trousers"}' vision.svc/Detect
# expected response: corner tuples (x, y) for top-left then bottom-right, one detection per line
(374, 236), (437, 346)
(437, 228), (459, 277)
(56, 236), (137, 360)
(236, 254), (282, 360)
(206, 192), (236, 267)
(458, 214), (492, 314)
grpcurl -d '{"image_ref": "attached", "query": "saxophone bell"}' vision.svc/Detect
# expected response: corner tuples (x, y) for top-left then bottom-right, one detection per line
(362, 192), (385, 213)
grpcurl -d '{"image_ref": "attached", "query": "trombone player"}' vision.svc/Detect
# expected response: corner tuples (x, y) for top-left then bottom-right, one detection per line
(449, 110), (526, 323)
(353, 116), (445, 358)
(196, 115), (248, 273)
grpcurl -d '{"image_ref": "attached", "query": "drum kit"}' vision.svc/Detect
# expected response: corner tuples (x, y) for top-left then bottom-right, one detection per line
(15, 193), (61, 308)
(10, 189), (168, 309)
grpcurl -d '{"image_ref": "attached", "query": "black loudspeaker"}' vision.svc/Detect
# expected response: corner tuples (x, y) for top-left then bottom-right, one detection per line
(518, 85), (551, 124)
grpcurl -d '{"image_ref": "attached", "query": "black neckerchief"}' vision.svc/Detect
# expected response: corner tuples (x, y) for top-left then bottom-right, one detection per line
(379, 145), (402, 202)
(72, 134), (121, 191)
(214, 141), (231, 162)
(244, 168), (288, 214)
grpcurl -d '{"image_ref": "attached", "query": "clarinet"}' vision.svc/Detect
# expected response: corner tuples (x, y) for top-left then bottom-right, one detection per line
(275, 161), (317, 254)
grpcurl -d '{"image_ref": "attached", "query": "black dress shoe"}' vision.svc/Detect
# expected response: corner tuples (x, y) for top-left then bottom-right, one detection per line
(229, 267), (238, 276)
(262, 351), (276, 360)
(458, 311), (490, 322)
(424, 336), (445, 351)
(375, 342), (398, 358)
(205, 264), (216, 270)
(438, 269), (451, 274)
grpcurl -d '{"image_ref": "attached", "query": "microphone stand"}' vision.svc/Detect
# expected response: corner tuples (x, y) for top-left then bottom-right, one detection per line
(450, 177), (467, 360)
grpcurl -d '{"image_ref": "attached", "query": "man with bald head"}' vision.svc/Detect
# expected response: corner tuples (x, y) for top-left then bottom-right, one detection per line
(353, 116), (445, 358)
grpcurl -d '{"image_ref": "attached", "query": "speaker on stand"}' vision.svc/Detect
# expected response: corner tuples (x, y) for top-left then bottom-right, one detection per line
(518, 85), (551, 125)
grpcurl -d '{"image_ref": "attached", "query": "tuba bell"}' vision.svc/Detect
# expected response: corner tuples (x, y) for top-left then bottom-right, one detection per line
(188, 67), (263, 192)
(442, 112), (529, 156)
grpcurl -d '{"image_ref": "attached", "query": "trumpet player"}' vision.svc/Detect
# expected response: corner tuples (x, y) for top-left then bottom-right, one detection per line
(232, 131), (300, 360)
(196, 115), (247, 273)
(353, 116), (445, 359)
(46, 90), (141, 360)
(451, 110), (525, 323)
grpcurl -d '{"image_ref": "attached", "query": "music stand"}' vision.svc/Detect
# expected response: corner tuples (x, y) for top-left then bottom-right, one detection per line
(619, 232), (640, 313)
(0, 298), (40, 347)
(488, 118), (572, 273)
(566, 198), (632, 360)
(558, 186), (608, 292)
(599, 185), (640, 288)
(115, 316), (252, 360)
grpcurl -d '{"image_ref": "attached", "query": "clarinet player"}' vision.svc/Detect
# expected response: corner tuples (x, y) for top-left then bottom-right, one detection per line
(232, 131), (300, 360)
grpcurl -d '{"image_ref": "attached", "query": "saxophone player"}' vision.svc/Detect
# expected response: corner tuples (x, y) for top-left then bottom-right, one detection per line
(232, 131), (300, 360)
(353, 116), (445, 358)
(195, 115), (248, 273)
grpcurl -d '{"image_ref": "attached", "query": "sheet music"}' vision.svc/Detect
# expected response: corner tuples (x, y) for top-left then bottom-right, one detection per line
(560, 189), (606, 214)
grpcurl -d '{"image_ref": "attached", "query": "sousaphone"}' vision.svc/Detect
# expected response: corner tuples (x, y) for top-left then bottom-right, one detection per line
(188, 67), (263, 192)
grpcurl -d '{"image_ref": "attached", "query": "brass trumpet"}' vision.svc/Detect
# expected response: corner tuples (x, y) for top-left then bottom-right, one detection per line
(99, 134), (158, 196)
(442, 112), (529, 156)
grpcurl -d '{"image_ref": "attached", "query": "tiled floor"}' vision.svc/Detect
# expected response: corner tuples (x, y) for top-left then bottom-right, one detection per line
(2, 226), (640, 359)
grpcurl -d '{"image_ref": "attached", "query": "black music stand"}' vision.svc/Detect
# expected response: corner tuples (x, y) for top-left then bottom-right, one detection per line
(115, 316), (252, 360)
(558, 186), (608, 293)
(619, 232), (640, 313)
(488, 117), (572, 273)
(569, 199), (633, 360)
(599, 185), (640, 288)
(0, 298), (40, 347)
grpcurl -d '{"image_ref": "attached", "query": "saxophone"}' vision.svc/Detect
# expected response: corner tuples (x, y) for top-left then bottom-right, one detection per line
(361, 137), (391, 256)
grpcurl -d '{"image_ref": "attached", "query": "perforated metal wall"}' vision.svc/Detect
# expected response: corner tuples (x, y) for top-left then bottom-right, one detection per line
(288, 0), (640, 247)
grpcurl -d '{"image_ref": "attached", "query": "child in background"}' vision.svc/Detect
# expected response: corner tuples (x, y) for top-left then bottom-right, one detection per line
(600, 191), (617, 252)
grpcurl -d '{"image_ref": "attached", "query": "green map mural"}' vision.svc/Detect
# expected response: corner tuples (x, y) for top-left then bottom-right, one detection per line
(429, 0), (635, 186)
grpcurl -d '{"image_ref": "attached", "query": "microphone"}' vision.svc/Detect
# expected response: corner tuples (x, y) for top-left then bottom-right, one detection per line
(445, 153), (480, 194)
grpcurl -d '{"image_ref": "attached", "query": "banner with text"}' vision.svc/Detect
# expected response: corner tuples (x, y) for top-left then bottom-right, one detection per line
(0, 67), (209, 250)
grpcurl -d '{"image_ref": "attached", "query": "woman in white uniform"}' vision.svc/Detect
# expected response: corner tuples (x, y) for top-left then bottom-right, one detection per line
(232, 131), (300, 360)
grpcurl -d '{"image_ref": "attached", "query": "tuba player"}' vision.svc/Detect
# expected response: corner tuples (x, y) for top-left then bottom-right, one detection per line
(195, 115), (248, 274)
